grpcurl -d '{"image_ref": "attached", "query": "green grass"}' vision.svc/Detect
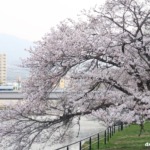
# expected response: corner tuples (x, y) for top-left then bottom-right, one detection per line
(82, 122), (150, 150)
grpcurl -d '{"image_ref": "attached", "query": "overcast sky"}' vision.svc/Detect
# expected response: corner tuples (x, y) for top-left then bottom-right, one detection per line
(0, 0), (105, 41)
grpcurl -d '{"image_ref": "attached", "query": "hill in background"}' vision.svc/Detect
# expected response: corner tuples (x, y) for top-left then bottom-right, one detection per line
(0, 33), (33, 82)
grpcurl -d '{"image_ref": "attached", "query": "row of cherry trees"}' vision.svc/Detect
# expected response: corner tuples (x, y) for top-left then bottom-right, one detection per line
(1, 0), (150, 149)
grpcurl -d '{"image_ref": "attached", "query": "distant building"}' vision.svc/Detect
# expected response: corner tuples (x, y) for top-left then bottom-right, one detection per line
(59, 77), (70, 89)
(0, 54), (7, 84)
(59, 79), (65, 88)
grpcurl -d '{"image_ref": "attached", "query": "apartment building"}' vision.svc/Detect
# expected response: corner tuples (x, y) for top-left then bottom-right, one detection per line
(0, 54), (6, 84)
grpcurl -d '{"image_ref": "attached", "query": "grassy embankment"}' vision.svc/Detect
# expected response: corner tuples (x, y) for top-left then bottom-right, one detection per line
(82, 122), (150, 150)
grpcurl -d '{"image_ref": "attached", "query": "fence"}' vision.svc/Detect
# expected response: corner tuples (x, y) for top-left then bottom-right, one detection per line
(55, 122), (124, 150)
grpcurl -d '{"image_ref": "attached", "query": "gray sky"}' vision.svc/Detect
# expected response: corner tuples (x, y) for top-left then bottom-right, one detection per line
(0, 0), (105, 41)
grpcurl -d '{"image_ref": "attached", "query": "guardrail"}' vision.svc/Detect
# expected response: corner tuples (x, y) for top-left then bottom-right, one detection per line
(55, 122), (124, 150)
(0, 91), (62, 100)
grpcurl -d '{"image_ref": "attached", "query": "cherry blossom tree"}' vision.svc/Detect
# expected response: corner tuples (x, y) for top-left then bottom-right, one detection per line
(1, 0), (150, 149)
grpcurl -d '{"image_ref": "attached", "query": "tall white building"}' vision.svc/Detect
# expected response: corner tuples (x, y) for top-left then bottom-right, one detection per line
(0, 54), (7, 84)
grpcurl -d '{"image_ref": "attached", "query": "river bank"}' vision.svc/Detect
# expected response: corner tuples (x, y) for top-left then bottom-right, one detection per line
(31, 117), (106, 150)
